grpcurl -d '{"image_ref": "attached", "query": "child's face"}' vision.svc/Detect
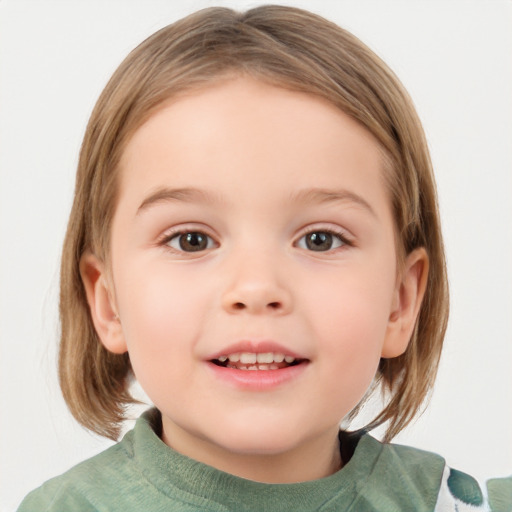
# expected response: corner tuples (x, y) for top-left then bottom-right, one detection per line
(84, 76), (425, 480)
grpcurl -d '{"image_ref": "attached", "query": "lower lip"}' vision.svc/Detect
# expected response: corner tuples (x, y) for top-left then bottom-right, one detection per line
(206, 361), (308, 390)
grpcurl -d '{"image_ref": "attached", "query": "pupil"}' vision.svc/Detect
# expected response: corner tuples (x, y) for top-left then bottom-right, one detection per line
(180, 232), (207, 251)
(306, 232), (332, 251)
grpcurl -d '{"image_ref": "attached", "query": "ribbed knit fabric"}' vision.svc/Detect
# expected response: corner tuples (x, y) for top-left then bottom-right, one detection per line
(18, 410), (510, 512)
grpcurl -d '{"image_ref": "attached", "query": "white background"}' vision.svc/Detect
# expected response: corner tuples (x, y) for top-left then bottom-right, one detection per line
(1, 0), (511, 510)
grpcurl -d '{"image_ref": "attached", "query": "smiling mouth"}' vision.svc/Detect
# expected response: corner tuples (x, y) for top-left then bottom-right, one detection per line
(211, 352), (306, 371)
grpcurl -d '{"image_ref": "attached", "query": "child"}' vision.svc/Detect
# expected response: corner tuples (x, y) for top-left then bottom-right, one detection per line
(17, 5), (511, 511)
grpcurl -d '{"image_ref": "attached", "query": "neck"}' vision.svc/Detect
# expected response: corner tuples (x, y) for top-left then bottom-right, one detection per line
(161, 421), (342, 484)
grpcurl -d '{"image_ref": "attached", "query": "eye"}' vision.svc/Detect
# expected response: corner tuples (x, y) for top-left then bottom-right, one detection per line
(296, 230), (347, 252)
(166, 231), (216, 252)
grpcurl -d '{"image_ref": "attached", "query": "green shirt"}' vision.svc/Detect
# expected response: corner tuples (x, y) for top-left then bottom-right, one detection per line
(18, 410), (511, 511)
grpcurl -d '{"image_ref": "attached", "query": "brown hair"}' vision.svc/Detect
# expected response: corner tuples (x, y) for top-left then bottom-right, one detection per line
(59, 5), (449, 441)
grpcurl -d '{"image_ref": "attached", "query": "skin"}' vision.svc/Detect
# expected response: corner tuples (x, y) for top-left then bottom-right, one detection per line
(81, 76), (428, 483)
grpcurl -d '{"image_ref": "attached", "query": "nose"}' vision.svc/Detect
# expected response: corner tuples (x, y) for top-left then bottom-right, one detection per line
(221, 252), (292, 315)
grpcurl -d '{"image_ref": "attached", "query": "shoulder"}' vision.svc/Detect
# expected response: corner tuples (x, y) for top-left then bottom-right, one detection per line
(17, 433), (136, 512)
(354, 434), (512, 512)
(354, 435), (446, 511)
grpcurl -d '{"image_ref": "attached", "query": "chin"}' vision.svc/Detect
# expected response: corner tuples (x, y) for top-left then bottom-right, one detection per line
(210, 418), (309, 457)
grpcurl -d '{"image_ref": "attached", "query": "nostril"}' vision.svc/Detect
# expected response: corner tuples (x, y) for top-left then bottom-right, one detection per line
(225, 298), (286, 313)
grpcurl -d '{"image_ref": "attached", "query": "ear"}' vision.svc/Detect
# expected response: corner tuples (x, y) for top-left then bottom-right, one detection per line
(381, 247), (429, 358)
(80, 251), (128, 354)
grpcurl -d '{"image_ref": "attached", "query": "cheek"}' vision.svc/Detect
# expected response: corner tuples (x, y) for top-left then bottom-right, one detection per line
(313, 295), (388, 414)
(318, 291), (389, 370)
(301, 262), (395, 390)
(304, 258), (395, 340)
(117, 261), (200, 331)
(114, 263), (207, 382)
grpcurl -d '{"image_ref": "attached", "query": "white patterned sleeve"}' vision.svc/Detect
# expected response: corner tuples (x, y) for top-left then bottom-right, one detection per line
(434, 465), (512, 512)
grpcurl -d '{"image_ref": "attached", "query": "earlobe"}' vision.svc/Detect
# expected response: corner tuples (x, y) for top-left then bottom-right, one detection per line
(80, 252), (128, 354)
(381, 247), (429, 358)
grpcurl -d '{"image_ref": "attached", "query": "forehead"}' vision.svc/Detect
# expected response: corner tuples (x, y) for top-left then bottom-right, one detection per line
(116, 77), (388, 214)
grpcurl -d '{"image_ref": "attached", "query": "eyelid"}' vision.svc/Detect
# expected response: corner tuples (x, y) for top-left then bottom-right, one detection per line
(157, 224), (219, 253)
(293, 224), (355, 249)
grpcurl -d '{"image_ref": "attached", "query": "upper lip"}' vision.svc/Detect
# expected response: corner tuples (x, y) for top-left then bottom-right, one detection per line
(207, 340), (307, 361)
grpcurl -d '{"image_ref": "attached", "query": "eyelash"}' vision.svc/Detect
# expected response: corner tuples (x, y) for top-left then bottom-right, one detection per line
(295, 227), (353, 252)
(159, 228), (217, 254)
(158, 226), (353, 254)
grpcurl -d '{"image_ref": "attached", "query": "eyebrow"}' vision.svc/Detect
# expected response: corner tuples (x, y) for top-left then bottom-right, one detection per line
(289, 188), (377, 217)
(136, 186), (376, 217)
(136, 187), (218, 215)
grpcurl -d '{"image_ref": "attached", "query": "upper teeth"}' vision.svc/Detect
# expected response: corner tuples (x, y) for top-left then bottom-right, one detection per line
(217, 352), (296, 364)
